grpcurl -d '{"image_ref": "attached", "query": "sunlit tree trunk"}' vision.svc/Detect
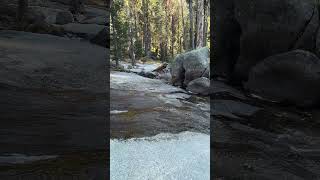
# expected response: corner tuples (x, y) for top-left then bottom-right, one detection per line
(142, 0), (151, 56)
(203, 0), (209, 47)
(180, 0), (187, 51)
(164, 3), (169, 61)
(188, 0), (194, 49)
(111, 14), (119, 67)
(128, 2), (136, 66)
(196, 0), (204, 48)
(171, 15), (176, 57)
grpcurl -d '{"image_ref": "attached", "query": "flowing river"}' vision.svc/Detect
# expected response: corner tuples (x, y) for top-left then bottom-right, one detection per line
(110, 70), (210, 180)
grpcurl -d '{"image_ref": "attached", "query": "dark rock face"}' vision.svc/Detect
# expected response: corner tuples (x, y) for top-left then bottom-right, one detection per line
(90, 27), (109, 48)
(212, 0), (241, 80)
(234, 0), (319, 80)
(213, 0), (320, 81)
(60, 23), (105, 39)
(25, 19), (65, 36)
(69, 0), (86, 15)
(212, 0), (320, 179)
(0, 30), (107, 154)
(211, 80), (320, 180)
(246, 50), (320, 107)
(187, 77), (210, 95)
(171, 47), (209, 87)
(56, 11), (74, 25)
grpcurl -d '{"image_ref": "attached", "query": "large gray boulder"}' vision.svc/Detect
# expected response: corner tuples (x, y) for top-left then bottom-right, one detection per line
(171, 47), (209, 87)
(213, 0), (319, 81)
(90, 27), (108, 48)
(56, 10), (74, 25)
(187, 77), (210, 95)
(246, 50), (320, 107)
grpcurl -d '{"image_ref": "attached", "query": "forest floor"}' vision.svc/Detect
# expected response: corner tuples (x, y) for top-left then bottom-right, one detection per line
(110, 63), (210, 179)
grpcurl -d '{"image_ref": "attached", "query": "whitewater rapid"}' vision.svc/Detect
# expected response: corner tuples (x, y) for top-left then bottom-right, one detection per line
(110, 131), (210, 180)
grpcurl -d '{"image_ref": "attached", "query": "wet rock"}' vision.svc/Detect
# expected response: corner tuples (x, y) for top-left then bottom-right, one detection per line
(90, 27), (108, 48)
(138, 71), (157, 79)
(25, 20), (65, 36)
(28, 6), (62, 24)
(246, 50), (320, 107)
(187, 77), (210, 95)
(212, 100), (261, 119)
(59, 23), (105, 39)
(157, 68), (172, 83)
(211, 80), (247, 100)
(110, 71), (209, 139)
(81, 16), (107, 25)
(85, 6), (108, 17)
(171, 47), (209, 87)
(0, 31), (107, 154)
(25, 7), (47, 23)
(56, 10), (74, 25)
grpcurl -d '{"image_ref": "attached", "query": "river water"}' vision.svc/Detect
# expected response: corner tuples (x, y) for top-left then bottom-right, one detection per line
(110, 71), (210, 180)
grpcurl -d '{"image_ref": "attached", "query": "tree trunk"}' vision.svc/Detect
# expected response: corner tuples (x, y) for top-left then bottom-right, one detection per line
(164, 4), (169, 61)
(178, 11), (182, 54)
(128, 3), (136, 66)
(196, 0), (204, 48)
(111, 14), (119, 67)
(180, 0), (187, 51)
(194, 0), (198, 48)
(188, 0), (194, 50)
(160, 42), (165, 62)
(146, 0), (151, 55)
(171, 15), (175, 57)
(203, 0), (208, 47)
(142, 0), (148, 56)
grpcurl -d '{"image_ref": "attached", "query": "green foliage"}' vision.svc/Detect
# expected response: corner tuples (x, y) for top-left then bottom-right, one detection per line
(134, 39), (144, 58)
(111, 0), (129, 61)
(111, 0), (210, 62)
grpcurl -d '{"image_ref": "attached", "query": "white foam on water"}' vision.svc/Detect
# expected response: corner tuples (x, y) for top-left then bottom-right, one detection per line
(110, 110), (129, 114)
(110, 131), (210, 180)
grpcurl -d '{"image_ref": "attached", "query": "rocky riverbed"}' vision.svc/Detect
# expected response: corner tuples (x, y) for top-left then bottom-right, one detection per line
(212, 80), (320, 180)
(110, 70), (210, 179)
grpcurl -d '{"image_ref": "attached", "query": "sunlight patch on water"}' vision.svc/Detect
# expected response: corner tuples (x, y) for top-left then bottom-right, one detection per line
(110, 131), (210, 180)
(110, 110), (129, 114)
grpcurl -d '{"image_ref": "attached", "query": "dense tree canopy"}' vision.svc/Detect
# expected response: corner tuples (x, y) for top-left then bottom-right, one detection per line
(111, 0), (210, 65)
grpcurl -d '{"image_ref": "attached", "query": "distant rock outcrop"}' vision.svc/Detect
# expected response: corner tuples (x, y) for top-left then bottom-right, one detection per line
(171, 47), (209, 87)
